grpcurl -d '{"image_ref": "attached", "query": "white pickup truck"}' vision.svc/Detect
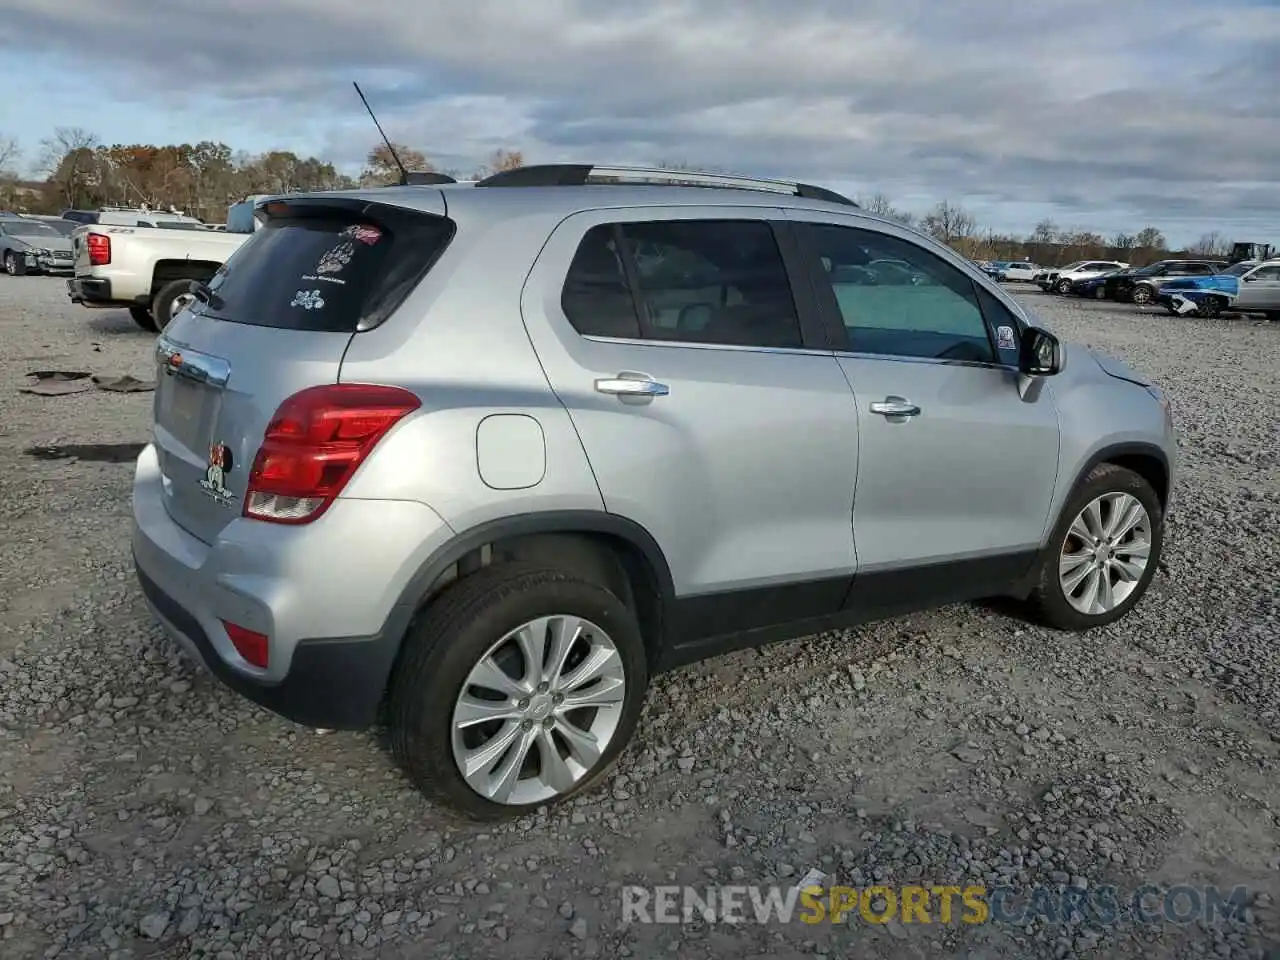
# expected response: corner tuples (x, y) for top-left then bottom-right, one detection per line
(66, 199), (264, 331)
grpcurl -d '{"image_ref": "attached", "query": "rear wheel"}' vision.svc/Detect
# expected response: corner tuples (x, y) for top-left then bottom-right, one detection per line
(1024, 463), (1163, 631)
(151, 279), (197, 332)
(128, 305), (158, 331)
(389, 563), (649, 819)
(1055, 279), (1073, 294)
(1131, 285), (1153, 305)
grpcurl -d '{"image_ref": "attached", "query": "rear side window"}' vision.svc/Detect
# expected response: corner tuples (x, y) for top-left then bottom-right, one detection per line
(561, 219), (803, 349)
(200, 204), (454, 333)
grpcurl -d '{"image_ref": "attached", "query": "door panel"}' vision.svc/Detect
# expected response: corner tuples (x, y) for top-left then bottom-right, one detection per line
(519, 207), (860, 604)
(1237, 266), (1280, 309)
(785, 213), (1060, 573)
(839, 356), (1059, 568)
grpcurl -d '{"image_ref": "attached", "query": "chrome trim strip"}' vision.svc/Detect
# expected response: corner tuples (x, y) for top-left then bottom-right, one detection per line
(155, 338), (230, 388)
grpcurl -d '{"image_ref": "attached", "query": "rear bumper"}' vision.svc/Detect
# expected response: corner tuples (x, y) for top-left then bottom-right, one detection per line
(66, 276), (149, 308)
(131, 443), (456, 729)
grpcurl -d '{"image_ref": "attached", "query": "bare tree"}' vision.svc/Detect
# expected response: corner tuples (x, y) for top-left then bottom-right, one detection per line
(857, 192), (914, 226)
(1030, 219), (1059, 246)
(1111, 232), (1136, 251)
(1188, 231), (1228, 257)
(38, 127), (97, 175)
(921, 200), (976, 247)
(0, 136), (19, 174)
(38, 128), (101, 209)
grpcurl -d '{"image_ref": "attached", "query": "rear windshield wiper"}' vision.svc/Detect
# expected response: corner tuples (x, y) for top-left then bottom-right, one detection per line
(190, 280), (225, 312)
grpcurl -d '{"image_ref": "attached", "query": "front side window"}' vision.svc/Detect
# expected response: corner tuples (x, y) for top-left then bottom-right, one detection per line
(1249, 265), (1280, 281)
(560, 219), (803, 349)
(797, 223), (996, 363)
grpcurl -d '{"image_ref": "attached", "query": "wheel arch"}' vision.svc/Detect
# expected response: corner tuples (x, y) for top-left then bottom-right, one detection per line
(386, 512), (676, 680)
(1065, 442), (1171, 514)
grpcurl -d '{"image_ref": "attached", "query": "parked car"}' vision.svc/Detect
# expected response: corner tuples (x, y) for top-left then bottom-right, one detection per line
(1070, 267), (1134, 299)
(66, 206), (251, 331)
(1002, 261), (1041, 282)
(1157, 259), (1280, 319)
(0, 217), (75, 275)
(1039, 261), (1130, 294)
(22, 215), (79, 236)
(129, 164), (1176, 818)
(62, 207), (206, 228)
(1103, 260), (1226, 304)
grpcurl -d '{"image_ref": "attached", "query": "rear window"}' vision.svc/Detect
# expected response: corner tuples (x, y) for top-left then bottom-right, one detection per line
(199, 203), (454, 333)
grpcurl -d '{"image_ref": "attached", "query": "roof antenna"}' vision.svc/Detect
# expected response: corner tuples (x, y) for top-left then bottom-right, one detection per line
(353, 81), (410, 186)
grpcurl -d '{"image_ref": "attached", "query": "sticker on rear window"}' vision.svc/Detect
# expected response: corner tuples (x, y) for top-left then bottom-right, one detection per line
(315, 240), (355, 276)
(344, 224), (382, 245)
(290, 289), (326, 310)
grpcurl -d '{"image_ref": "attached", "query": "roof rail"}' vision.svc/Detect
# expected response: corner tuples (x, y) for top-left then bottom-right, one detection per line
(473, 164), (858, 207)
(398, 171), (457, 186)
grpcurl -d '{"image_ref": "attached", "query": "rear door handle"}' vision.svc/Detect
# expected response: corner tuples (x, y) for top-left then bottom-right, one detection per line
(868, 396), (920, 418)
(595, 376), (669, 397)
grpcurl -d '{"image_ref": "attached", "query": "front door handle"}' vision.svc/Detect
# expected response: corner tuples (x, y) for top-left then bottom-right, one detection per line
(595, 375), (669, 397)
(868, 396), (920, 418)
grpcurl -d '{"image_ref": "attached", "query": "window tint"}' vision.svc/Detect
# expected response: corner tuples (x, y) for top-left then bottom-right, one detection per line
(621, 220), (802, 348)
(561, 220), (803, 349)
(201, 208), (453, 332)
(561, 225), (643, 339)
(799, 223), (995, 363)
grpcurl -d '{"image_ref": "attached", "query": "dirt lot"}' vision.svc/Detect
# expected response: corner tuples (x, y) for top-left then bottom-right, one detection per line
(0, 276), (1277, 960)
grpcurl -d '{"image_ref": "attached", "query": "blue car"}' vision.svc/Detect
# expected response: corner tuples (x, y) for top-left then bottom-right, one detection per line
(1155, 264), (1252, 318)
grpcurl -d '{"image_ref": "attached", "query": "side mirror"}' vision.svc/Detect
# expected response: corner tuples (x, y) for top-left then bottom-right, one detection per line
(1019, 326), (1063, 376)
(1243, 275), (1258, 282)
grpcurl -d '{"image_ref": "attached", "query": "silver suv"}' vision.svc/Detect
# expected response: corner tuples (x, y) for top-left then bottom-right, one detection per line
(132, 164), (1176, 819)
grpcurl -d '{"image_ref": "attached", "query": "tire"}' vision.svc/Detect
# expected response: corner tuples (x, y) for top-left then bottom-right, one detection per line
(1023, 463), (1164, 631)
(389, 562), (649, 820)
(151, 279), (198, 332)
(4, 252), (25, 276)
(1131, 285), (1153, 305)
(1264, 312), (1280, 323)
(1198, 296), (1224, 319)
(1055, 279), (1073, 294)
(1095, 287), (1107, 300)
(128, 305), (158, 332)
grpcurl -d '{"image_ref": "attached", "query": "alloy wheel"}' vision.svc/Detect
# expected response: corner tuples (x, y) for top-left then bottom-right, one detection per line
(170, 292), (196, 322)
(451, 614), (626, 805)
(1058, 492), (1152, 616)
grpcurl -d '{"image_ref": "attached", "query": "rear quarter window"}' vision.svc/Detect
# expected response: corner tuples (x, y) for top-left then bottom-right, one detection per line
(199, 204), (454, 333)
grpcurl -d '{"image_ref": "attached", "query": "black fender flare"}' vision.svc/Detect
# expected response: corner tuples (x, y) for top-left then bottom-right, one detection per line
(1061, 442), (1172, 514)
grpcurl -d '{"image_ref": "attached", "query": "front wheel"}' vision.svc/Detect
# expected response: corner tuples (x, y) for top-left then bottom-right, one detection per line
(389, 563), (649, 819)
(4, 252), (25, 276)
(1024, 463), (1163, 631)
(1198, 296), (1224, 319)
(1055, 279), (1073, 294)
(1131, 285), (1153, 305)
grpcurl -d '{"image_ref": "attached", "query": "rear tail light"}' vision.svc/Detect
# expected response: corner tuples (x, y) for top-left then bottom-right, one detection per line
(222, 620), (269, 668)
(86, 233), (111, 266)
(244, 384), (421, 525)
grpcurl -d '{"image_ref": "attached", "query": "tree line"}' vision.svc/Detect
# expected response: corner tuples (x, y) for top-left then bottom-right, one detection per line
(0, 127), (524, 223)
(0, 128), (1230, 265)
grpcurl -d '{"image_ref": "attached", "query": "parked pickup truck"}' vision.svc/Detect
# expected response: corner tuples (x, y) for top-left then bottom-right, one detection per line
(66, 201), (262, 332)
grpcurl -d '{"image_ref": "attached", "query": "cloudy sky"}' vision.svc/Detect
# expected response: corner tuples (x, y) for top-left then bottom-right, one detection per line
(2, 0), (1277, 245)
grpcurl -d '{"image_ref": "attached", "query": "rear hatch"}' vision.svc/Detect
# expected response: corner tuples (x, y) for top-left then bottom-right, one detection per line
(151, 195), (453, 545)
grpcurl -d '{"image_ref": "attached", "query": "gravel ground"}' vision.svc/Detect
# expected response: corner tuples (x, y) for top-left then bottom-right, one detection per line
(0, 276), (1277, 960)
